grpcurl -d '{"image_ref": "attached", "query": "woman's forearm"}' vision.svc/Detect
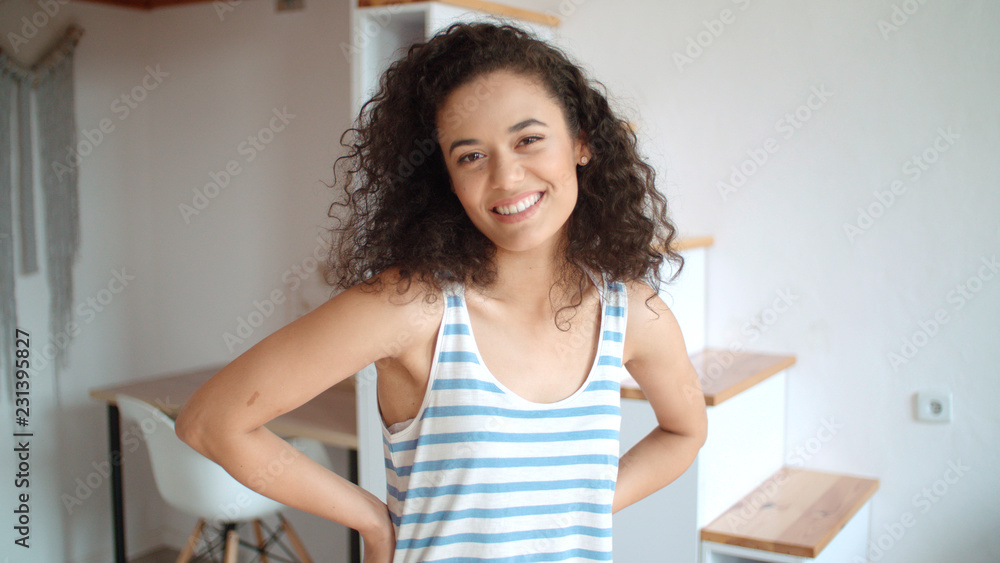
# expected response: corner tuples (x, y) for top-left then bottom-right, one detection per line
(612, 426), (704, 514)
(178, 423), (391, 542)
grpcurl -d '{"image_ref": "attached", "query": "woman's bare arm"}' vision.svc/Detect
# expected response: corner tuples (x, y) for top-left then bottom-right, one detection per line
(174, 271), (440, 558)
(613, 281), (709, 513)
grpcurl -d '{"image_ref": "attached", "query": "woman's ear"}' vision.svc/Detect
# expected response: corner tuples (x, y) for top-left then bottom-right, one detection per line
(574, 134), (592, 166)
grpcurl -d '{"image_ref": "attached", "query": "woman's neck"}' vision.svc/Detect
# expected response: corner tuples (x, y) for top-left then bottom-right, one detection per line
(478, 237), (585, 313)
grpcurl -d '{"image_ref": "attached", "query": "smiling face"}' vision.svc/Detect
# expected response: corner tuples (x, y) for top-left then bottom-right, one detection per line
(436, 70), (590, 256)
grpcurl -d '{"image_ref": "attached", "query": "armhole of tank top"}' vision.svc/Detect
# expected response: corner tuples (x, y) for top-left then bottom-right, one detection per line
(380, 280), (450, 444)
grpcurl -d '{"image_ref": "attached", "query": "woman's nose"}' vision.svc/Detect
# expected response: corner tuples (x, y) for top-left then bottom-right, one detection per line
(489, 152), (524, 190)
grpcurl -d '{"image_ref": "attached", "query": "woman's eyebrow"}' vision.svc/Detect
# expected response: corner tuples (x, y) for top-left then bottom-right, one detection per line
(448, 118), (548, 155)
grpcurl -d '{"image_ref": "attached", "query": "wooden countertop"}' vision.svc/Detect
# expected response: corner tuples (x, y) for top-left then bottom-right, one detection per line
(620, 348), (796, 406)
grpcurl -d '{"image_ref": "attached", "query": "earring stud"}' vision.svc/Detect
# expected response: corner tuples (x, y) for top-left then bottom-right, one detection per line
(580, 156), (589, 165)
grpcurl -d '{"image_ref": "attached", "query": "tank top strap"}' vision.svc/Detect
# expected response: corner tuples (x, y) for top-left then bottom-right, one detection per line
(438, 277), (470, 329)
(600, 276), (628, 338)
(581, 268), (627, 342)
(434, 278), (483, 374)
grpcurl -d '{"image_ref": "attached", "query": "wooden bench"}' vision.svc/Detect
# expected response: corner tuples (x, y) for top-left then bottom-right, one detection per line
(700, 467), (879, 562)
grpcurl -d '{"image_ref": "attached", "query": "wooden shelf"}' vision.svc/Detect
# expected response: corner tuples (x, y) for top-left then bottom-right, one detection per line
(701, 467), (879, 558)
(358, 0), (561, 27)
(620, 348), (795, 406)
(671, 235), (715, 252)
(695, 349), (796, 406)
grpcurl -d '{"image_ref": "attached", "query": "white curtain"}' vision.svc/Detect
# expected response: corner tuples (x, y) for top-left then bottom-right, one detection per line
(0, 24), (84, 401)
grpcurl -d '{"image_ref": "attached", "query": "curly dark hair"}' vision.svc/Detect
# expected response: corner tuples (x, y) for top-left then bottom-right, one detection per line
(326, 20), (683, 320)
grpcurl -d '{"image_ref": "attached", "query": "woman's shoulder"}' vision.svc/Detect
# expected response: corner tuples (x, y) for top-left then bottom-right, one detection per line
(346, 266), (447, 316)
(323, 266), (445, 361)
(619, 278), (685, 362)
(619, 278), (672, 329)
(316, 267), (445, 341)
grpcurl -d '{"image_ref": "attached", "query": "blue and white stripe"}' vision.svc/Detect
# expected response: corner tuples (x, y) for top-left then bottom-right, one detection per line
(381, 272), (628, 562)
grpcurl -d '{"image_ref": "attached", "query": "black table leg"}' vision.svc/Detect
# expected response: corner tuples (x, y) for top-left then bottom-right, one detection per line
(349, 448), (360, 563)
(108, 404), (126, 563)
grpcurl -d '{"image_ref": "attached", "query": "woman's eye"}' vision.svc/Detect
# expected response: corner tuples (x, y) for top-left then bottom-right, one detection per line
(456, 138), (540, 164)
(457, 152), (484, 164)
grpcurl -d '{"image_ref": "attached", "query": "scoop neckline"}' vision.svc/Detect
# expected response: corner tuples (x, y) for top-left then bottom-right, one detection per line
(457, 272), (607, 409)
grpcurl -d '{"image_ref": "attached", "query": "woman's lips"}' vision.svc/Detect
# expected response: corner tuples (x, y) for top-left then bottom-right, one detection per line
(491, 191), (545, 223)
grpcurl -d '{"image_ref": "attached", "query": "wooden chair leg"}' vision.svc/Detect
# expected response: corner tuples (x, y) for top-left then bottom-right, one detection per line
(253, 519), (269, 563)
(224, 524), (240, 563)
(176, 519), (204, 563)
(278, 513), (313, 563)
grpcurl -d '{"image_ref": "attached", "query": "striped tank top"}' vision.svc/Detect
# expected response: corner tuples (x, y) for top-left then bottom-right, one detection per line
(380, 272), (627, 562)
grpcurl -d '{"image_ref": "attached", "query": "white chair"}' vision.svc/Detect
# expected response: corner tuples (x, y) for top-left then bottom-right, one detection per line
(116, 394), (324, 563)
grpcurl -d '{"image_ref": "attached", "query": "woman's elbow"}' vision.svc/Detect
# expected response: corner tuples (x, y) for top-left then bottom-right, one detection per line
(174, 402), (210, 453)
(175, 399), (257, 459)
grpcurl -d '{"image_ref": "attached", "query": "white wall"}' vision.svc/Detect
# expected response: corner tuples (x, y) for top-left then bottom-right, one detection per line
(553, 1), (999, 562)
(1, 0), (353, 561)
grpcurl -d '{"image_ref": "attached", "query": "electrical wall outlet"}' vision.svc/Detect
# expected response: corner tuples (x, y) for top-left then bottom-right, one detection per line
(916, 388), (952, 423)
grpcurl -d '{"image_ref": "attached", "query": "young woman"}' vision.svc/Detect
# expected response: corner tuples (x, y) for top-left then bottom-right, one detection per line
(176, 22), (707, 562)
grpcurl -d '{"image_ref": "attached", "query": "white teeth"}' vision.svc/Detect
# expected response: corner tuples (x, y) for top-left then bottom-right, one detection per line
(494, 193), (541, 216)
